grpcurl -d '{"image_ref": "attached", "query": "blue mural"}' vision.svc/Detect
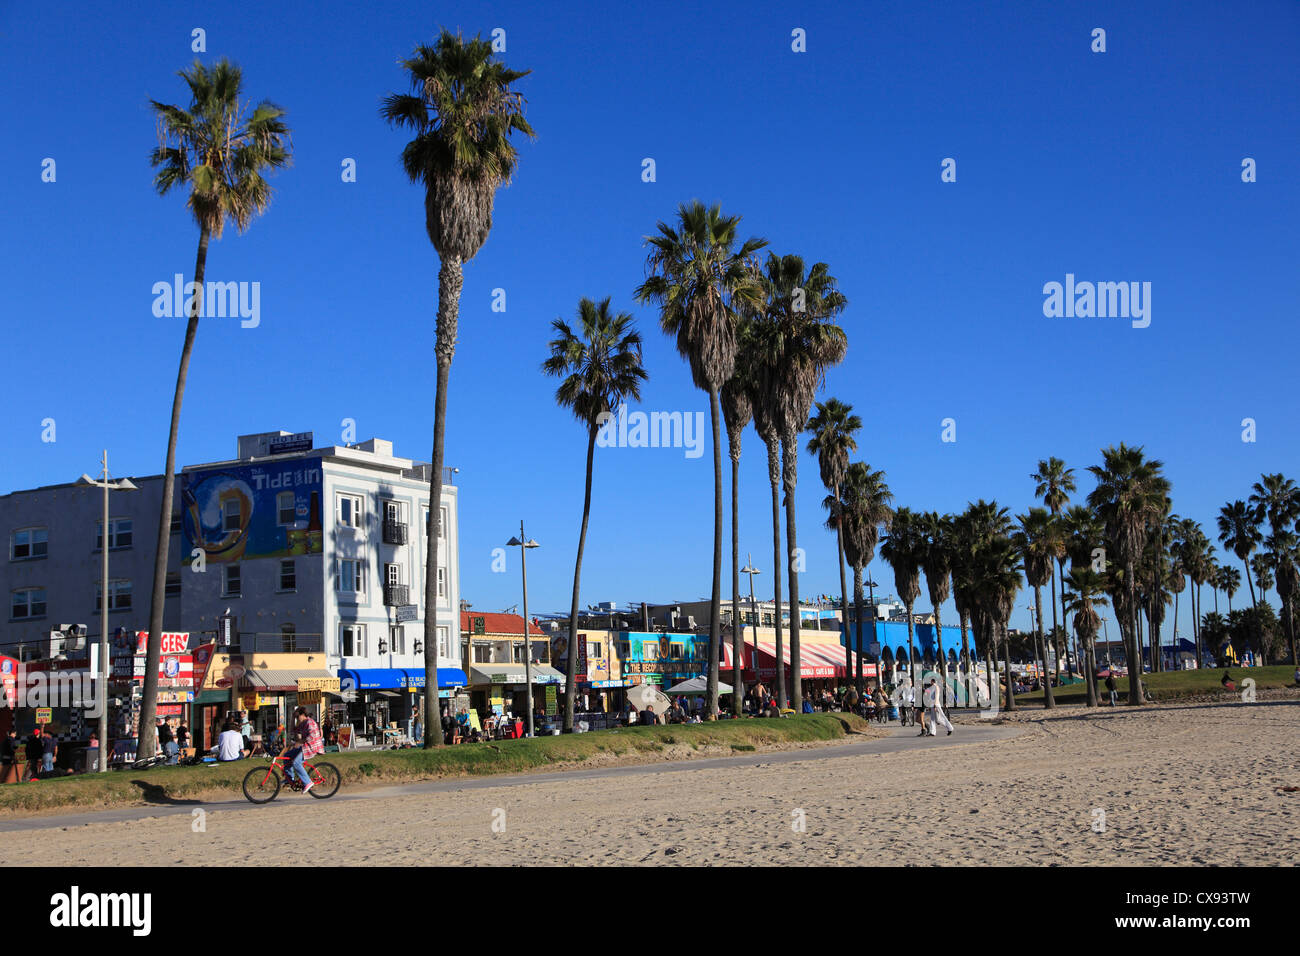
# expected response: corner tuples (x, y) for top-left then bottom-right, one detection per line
(183, 457), (323, 563)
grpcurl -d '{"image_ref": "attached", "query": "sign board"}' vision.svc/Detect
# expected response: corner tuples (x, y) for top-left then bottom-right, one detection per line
(337, 724), (354, 749)
(297, 689), (322, 706)
(544, 685), (557, 716)
(215, 677), (233, 689)
(395, 605), (418, 624)
(157, 690), (195, 703)
(241, 694), (260, 710)
(297, 677), (339, 692)
(223, 663), (246, 679)
(192, 642), (217, 690)
(35, 708), (53, 724)
(269, 432), (313, 455)
(157, 705), (183, 717)
(472, 616), (486, 635)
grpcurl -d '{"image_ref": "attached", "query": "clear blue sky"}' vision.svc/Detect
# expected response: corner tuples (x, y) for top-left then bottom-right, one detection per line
(2, 0), (1297, 639)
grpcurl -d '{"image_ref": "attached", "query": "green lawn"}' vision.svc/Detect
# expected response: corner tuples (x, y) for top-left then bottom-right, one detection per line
(0, 713), (869, 815)
(1016, 664), (1299, 705)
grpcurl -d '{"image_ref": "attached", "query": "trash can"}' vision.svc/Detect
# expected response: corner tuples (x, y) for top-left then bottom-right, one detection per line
(81, 747), (101, 774)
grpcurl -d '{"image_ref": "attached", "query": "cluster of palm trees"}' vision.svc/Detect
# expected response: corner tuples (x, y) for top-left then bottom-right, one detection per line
(136, 34), (1299, 754)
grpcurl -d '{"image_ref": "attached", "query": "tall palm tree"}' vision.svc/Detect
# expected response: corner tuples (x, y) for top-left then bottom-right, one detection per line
(970, 532), (1021, 711)
(142, 59), (291, 754)
(1062, 504), (1105, 704)
(1065, 567), (1108, 707)
(1016, 508), (1057, 708)
(635, 201), (767, 718)
(1218, 499), (1263, 668)
(746, 318), (787, 707)
(881, 508), (924, 696)
(720, 320), (756, 715)
(1087, 444), (1170, 707)
(542, 298), (648, 731)
(1031, 457), (1076, 677)
(807, 399), (861, 682)
(383, 30), (534, 746)
(918, 512), (954, 692)
(1217, 565), (1241, 613)
(752, 253), (848, 710)
(1269, 531), (1300, 665)
(839, 463), (892, 693)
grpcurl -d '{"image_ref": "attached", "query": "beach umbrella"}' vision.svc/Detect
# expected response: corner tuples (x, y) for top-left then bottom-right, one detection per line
(626, 683), (671, 714)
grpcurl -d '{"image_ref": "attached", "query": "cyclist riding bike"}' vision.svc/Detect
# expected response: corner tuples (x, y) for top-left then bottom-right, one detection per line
(284, 706), (324, 795)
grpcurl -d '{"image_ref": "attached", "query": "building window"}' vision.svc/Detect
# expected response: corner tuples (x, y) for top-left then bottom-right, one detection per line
(277, 491), (296, 526)
(437, 567), (446, 600)
(279, 560), (296, 592)
(165, 571), (182, 595)
(336, 559), (365, 595)
(643, 641), (659, 660)
(11, 527), (48, 560)
(11, 588), (46, 620)
(337, 494), (363, 529)
(224, 564), (241, 598)
(618, 642), (630, 660)
(341, 624), (366, 657)
(223, 498), (242, 533)
(437, 625), (451, 659)
(95, 579), (132, 612)
(95, 518), (133, 550)
(281, 623), (297, 653)
(440, 506), (449, 539)
(385, 563), (402, 587)
(669, 643), (685, 659)
(589, 642), (603, 661)
(513, 643), (527, 663)
(390, 625), (405, 655)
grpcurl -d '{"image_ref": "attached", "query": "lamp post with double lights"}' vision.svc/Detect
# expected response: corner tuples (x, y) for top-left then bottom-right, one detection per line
(506, 523), (539, 736)
(78, 451), (137, 772)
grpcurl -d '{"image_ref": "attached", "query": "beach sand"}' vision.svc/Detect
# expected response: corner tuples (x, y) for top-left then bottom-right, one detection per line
(6, 696), (1296, 866)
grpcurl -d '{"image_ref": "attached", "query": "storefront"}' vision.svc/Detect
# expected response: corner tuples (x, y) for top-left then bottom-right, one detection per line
(466, 664), (566, 720)
(238, 668), (339, 749)
(337, 667), (467, 744)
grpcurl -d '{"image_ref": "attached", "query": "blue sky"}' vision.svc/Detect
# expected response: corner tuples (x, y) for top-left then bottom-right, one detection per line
(2, 0), (1297, 638)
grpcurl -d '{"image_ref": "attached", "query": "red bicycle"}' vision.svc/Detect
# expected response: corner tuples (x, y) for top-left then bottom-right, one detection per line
(242, 751), (340, 804)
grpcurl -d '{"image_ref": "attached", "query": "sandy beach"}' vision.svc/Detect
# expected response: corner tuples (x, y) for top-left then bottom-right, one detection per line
(5, 696), (1296, 866)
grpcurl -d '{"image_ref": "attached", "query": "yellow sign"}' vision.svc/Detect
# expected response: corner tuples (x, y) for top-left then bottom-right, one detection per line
(242, 693), (260, 710)
(298, 689), (322, 706)
(35, 708), (52, 724)
(297, 677), (340, 692)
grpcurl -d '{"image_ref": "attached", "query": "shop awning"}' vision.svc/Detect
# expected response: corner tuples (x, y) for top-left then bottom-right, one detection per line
(469, 664), (566, 685)
(338, 668), (406, 690)
(738, 640), (876, 680)
(194, 688), (230, 705)
(241, 668), (336, 692)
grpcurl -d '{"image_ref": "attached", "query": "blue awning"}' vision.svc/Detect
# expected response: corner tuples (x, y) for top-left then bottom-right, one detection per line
(338, 667), (467, 691)
(338, 668), (406, 691)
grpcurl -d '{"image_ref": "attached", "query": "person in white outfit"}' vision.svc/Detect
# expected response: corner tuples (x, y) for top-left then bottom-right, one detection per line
(924, 678), (953, 736)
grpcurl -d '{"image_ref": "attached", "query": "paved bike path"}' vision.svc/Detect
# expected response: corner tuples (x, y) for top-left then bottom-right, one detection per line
(0, 721), (1021, 834)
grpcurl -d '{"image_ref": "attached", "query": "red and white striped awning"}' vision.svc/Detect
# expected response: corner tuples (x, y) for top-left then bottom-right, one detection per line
(721, 639), (876, 679)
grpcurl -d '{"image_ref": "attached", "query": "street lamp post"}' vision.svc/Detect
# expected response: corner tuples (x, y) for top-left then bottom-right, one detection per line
(507, 523), (539, 737)
(862, 576), (878, 693)
(740, 555), (760, 687)
(79, 452), (137, 773)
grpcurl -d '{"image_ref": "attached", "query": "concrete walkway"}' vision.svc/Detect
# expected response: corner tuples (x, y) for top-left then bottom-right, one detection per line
(0, 720), (1021, 834)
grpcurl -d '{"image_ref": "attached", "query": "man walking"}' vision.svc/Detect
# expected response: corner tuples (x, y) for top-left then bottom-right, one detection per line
(1105, 672), (1118, 706)
(924, 677), (953, 736)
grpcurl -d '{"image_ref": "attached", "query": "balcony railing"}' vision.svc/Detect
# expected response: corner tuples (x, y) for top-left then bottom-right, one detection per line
(382, 520), (408, 545)
(384, 584), (410, 607)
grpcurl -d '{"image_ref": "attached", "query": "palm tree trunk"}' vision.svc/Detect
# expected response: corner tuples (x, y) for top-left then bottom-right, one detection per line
(1049, 562), (1061, 683)
(1002, 622), (1017, 711)
(781, 438), (802, 711)
(853, 566), (865, 693)
(140, 223), (210, 758)
(423, 254), (461, 745)
(960, 611), (972, 707)
(835, 489), (851, 686)
(730, 451), (743, 716)
(905, 608), (916, 704)
(707, 390), (723, 719)
(1126, 558), (1143, 706)
(1084, 637), (1099, 707)
(563, 425), (598, 733)
(1035, 587), (1054, 708)
(766, 440), (785, 709)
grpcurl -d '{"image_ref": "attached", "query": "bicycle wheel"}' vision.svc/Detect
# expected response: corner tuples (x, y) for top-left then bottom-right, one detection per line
(242, 764), (282, 804)
(306, 761), (340, 799)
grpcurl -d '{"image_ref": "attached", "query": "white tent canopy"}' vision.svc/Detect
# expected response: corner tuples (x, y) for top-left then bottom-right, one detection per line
(665, 677), (732, 695)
